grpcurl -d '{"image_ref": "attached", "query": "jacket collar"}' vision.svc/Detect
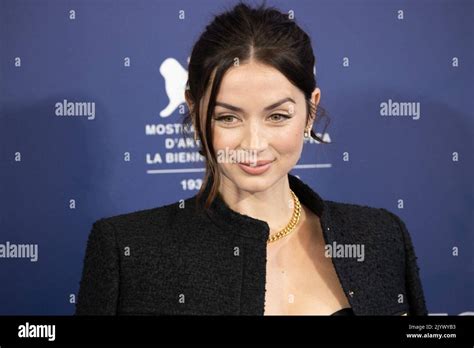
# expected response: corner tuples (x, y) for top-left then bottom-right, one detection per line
(202, 173), (334, 243)
(198, 173), (359, 314)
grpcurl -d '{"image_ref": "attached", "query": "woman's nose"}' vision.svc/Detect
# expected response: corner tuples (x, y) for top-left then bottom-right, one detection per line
(240, 122), (268, 151)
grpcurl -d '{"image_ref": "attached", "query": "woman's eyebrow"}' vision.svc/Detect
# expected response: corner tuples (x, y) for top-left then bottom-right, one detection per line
(215, 97), (296, 112)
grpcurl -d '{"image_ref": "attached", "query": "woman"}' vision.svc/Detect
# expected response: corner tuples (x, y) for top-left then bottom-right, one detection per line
(76, 1), (427, 316)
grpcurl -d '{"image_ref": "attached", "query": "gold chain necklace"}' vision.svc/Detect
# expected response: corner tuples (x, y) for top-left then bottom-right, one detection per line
(267, 190), (301, 243)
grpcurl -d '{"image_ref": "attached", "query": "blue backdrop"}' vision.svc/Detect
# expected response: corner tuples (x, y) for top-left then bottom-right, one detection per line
(0, 0), (472, 315)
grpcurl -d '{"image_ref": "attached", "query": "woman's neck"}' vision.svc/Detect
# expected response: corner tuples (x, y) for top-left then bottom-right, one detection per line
(218, 175), (299, 235)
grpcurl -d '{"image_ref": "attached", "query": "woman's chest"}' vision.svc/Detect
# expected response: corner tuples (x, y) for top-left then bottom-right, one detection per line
(264, 247), (351, 315)
(263, 211), (350, 315)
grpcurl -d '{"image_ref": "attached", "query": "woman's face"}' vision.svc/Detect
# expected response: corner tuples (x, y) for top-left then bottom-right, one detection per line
(198, 60), (320, 194)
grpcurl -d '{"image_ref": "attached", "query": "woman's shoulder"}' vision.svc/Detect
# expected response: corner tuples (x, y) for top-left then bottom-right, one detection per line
(323, 199), (411, 251)
(325, 199), (405, 228)
(90, 195), (201, 238)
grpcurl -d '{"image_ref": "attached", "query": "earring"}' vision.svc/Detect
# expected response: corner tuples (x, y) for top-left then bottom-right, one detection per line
(304, 129), (310, 139)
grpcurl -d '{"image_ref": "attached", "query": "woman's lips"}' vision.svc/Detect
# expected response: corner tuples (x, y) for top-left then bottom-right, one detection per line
(238, 160), (274, 175)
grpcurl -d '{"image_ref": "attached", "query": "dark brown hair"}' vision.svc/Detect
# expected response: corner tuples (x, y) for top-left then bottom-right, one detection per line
(182, 0), (330, 211)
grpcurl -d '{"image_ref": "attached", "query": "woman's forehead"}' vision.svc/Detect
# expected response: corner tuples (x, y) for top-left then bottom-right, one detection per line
(199, 63), (301, 113)
(219, 62), (295, 93)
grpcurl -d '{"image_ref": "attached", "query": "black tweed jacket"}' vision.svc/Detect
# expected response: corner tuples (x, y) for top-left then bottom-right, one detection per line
(75, 174), (428, 315)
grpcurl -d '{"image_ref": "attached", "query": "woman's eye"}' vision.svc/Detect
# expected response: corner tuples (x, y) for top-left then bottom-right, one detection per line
(215, 115), (237, 123)
(269, 114), (291, 121)
(214, 114), (290, 123)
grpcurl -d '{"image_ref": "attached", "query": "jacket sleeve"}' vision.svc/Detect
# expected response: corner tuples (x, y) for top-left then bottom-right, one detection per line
(382, 209), (428, 315)
(75, 219), (120, 315)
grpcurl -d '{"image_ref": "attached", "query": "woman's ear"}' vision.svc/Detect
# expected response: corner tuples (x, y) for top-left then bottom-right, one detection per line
(312, 87), (321, 107)
(307, 87), (321, 126)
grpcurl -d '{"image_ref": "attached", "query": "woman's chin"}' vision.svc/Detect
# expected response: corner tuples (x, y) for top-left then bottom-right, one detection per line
(228, 171), (285, 193)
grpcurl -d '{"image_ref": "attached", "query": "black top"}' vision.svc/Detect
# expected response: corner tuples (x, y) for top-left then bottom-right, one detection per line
(75, 173), (427, 316)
